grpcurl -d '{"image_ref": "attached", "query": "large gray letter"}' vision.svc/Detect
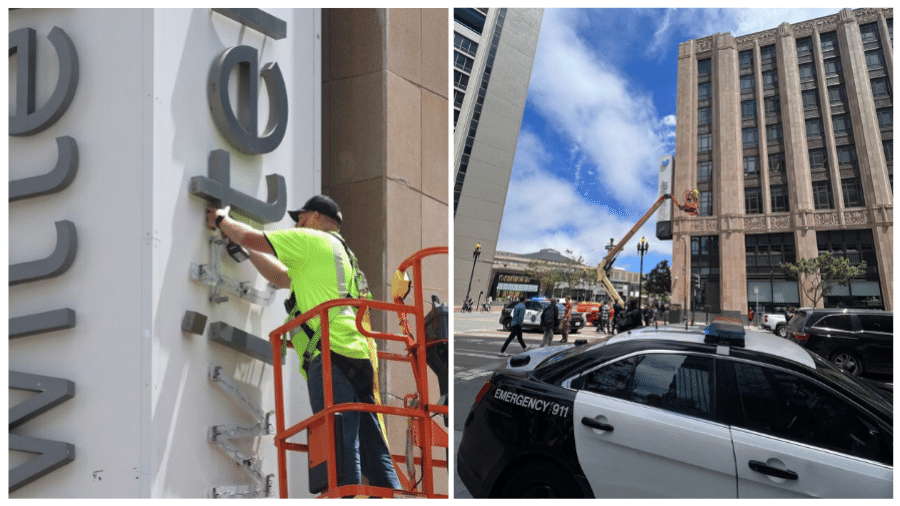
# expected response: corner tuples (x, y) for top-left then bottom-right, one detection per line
(9, 220), (77, 286)
(189, 150), (286, 223)
(9, 27), (79, 136)
(10, 136), (79, 201)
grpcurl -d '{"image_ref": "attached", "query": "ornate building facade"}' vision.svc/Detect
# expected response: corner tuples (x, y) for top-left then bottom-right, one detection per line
(671, 8), (893, 320)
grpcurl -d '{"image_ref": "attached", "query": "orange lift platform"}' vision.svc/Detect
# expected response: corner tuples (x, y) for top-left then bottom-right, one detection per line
(268, 246), (449, 498)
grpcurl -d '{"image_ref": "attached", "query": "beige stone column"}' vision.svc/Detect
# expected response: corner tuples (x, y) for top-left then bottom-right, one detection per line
(838, 9), (892, 208)
(671, 40), (697, 313)
(322, 9), (448, 494)
(711, 33), (747, 318)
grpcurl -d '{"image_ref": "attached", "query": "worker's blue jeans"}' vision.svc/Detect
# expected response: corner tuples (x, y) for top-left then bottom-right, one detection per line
(308, 353), (401, 490)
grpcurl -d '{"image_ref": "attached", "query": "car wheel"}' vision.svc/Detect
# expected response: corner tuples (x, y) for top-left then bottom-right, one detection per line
(776, 325), (787, 338)
(500, 460), (583, 498)
(502, 318), (511, 332)
(831, 350), (863, 377)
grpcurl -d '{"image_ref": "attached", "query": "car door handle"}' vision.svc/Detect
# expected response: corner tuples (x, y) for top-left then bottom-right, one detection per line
(581, 417), (614, 432)
(748, 460), (798, 480)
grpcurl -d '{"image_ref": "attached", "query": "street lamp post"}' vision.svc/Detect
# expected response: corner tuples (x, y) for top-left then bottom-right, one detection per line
(679, 235), (689, 330)
(637, 237), (649, 315)
(604, 238), (615, 303)
(464, 243), (481, 309)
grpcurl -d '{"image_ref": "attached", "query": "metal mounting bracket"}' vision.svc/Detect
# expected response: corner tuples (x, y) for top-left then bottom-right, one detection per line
(191, 235), (277, 306)
(208, 365), (275, 498)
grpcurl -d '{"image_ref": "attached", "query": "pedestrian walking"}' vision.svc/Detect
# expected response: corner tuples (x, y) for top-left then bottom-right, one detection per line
(539, 298), (559, 348)
(559, 295), (572, 343)
(500, 295), (528, 355)
(598, 302), (609, 333)
(611, 301), (622, 334)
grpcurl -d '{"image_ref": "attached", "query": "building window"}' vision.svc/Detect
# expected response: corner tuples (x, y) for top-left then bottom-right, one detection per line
(690, 235), (721, 314)
(762, 70), (778, 89)
(697, 161), (712, 182)
(744, 155), (759, 176)
(889, 18), (893, 42)
(698, 82), (712, 99)
(742, 127), (758, 147)
(884, 139), (893, 164)
(820, 32), (837, 54)
(817, 229), (881, 309)
(453, 89), (465, 108)
(860, 22), (879, 43)
(454, 51), (474, 73)
(453, 33), (478, 57)
(698, 133), (712, 153)
(841, 178), (865, 208)
(740, 74), (755, 92)
(764, 96), (780, 115)
(828, 85), (847, 105)
(453, 70), (470, 90)
(739, 50), (753, 68)
(805, 117), (823, 139)
(801, 89), (819, 109)
(799, 63), (815, 82)
(876, 108), (892, 129)
(698, 59), (711, 76)
(769, 152), (786, 174)
(809, 148), (828, 170)
(865, 50), (884, 70)
(698, 107), (712, 125)
(699, 191), (713, 216)
(745, 187), (763, 214)
(770, 185), (790, 212)
(871, 78), (891, 99)
(832, 114), (852, 135)
(766, 123), (783, 143)
(760, 45), (776, 64)
(823, 58), (842, 77)
(454, 8), (487, 35)
(837, 145), (858, 168)
(812, 180), (834, 210)
(796, 37), (812, 56)
(741, 99), (756, 118)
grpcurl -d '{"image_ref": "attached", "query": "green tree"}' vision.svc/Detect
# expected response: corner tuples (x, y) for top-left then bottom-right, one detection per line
(559, 249), (590, 299)
(778, 251), (867, 308)
(525, 260), (563, 297)
(643, 260), (671, 301)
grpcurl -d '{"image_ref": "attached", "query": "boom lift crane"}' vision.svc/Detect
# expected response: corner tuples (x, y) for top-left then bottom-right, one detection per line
(597, 190), (699, 306)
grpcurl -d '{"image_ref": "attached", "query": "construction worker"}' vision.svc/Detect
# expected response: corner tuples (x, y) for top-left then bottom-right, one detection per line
(206, 195), (401, 491)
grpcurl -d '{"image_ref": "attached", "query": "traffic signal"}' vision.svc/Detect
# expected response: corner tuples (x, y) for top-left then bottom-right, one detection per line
(692, 274), (701, 290)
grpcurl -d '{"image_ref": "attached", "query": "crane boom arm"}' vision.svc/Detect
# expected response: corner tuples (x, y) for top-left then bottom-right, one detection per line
(596, 191), (696, 305)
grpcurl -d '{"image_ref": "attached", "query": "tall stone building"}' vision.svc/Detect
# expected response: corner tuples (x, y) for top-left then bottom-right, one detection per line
(671, 8), (892, 321)
(452, 8), (543, 305)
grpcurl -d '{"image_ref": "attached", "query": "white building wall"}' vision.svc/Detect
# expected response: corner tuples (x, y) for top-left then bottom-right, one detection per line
(10, 8), (321, 498)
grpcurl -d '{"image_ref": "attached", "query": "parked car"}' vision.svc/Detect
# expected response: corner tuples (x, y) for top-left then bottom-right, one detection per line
(499, 299), (585, 333)
(785, 308), (893, 377)
(458, 320), (892, 498)
(761, 313), (787, 337)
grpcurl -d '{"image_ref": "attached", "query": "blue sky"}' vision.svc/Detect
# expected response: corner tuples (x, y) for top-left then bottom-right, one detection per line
(496, 8), (838, 275)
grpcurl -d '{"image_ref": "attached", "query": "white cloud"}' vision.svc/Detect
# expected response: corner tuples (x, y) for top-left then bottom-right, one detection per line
(526, 9), (668, 210)
(498, 129), (668, 268)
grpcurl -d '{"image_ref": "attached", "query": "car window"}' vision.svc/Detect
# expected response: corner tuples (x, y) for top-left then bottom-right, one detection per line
(813, 314), (854, 331)
(858, 314), (892, 333)
(786, 311), (808, 330)
(577, 354), (714, 420)
(630, 354), (713, 419)
(577, 356), (634, 398)
(731, 361), (891, 465)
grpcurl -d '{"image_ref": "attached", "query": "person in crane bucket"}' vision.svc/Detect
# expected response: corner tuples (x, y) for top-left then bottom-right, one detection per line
(206, 195), (401, 491)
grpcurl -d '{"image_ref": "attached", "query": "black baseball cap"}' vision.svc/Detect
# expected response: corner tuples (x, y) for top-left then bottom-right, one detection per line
(288, 195), (343, 224)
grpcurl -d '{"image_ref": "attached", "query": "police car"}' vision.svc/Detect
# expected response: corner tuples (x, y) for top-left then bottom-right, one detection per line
(457, 320), (892, 498)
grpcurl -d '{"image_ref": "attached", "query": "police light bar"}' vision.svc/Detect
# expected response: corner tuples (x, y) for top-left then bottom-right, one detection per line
(704, 317), (745, 347)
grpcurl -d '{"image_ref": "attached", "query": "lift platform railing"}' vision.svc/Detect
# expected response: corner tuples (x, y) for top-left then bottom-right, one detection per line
(268, 246), (448, 498)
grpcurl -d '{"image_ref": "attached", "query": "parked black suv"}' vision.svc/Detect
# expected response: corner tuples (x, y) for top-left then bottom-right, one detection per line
(784, 308), (893, 377)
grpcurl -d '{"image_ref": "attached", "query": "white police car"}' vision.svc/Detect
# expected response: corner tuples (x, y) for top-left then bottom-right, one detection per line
(457, 320), (892, 498)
